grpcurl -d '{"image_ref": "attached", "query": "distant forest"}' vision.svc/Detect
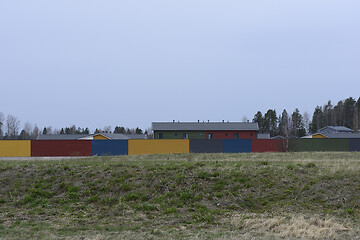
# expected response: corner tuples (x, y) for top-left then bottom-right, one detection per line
(253, 97), (360, 138)
(1, 97), (359, 140)
(0, 114), (147, 140)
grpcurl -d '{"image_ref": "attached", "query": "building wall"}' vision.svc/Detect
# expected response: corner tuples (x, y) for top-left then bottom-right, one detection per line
(93, 135), (109, 140)
(205, 131), (257, 139)
(0, 140), (31, 157)
(153, 131), (205, 139)
(312, 134), (327, 138)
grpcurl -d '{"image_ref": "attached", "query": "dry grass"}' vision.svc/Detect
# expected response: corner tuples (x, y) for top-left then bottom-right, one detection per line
(230, 213), (354, 239)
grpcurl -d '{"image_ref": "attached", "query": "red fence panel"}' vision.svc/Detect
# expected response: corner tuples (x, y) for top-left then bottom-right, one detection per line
(252, 139), (287, 152)
(31, 140), (92, 157)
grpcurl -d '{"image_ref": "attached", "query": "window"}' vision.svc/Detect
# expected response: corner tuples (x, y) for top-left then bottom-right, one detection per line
(158, 133), (163, 139)
(183, 133), (188, 139)
(233, 133), (238, 139)
(208, 133), (213, 139)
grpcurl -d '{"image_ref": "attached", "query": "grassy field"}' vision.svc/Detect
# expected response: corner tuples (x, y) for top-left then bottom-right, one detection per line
(0, 152), (359, 239)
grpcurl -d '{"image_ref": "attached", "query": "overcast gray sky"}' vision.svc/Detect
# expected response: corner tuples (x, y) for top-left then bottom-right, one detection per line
(1, 1), (360, 132)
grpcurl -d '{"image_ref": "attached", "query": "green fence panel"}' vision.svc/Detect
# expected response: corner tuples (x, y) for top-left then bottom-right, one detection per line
(288, 139), (349, 152)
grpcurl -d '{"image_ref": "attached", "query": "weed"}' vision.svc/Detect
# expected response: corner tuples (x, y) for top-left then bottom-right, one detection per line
(306, 162), (317, 168)
(345, 208), (354, 215)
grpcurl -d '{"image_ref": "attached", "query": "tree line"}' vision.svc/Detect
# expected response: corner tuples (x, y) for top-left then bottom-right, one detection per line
(310, 97), (360, 133)
(252, 97), (360, 138)
(0, 113), (147, 140)
(1, 96), (359, 140)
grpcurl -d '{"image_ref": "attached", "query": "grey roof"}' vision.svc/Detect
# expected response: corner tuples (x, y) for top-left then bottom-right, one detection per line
(318, 126), (353, 133)
(271, 135), (287, 139)
(96, 133), (147, 139)
(152, 122), (259, 131)
(257, 133), (270, 139)
(37, 133), (147, 140)
(37, 134), (89, 140)
(322, 133), (360, 139)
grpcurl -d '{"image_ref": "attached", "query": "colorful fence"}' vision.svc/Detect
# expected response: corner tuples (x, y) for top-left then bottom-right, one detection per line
(189, 139), (224, 153)
(92, 140), (128, 156)
(287, 139), (349, 152)
(1, 138), (360, 157)
(252, 139), (287, 152)
(223, 139), (252, 153)
(0, 140), (31, 157)
(31, 140), (92, 157)
(128, 139), (189, 155)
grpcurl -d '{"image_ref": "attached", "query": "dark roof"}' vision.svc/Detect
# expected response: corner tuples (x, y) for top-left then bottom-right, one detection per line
(271, 135), (287, 139)
(95, 133), (147, 139)
(37, 134), (89, 140)
(152, 122), (259, 131)
(318, 126), (352, 133)
(37, 133), (147, 140)
(322, 133), (360, 139)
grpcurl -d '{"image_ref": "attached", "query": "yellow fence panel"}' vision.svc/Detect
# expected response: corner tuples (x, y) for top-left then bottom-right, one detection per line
(128, 139), (189, 155)
(0, 140), (31, 157)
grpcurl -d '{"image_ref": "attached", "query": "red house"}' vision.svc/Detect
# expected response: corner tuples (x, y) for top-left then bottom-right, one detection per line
(152, 121), (259, 139)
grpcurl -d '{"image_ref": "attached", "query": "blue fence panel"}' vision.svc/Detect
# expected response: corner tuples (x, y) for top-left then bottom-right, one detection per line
(349, 139), (360, 152)
(223, 139), (252, 153)
(92, 140), (128, 156)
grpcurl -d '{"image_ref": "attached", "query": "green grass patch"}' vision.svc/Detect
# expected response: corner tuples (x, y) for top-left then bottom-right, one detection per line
(0, 152), (359, 239)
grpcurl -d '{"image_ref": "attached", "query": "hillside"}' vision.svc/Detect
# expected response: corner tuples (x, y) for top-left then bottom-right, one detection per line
(0, 152), (359, 239)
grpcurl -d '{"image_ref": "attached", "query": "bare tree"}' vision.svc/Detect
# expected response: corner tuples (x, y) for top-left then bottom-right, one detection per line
(0, 112), (4, 138)
(31, 124), (40, 139)
(6, 114), (20, 139)
(103, 126), (111, 133)
(46, 126), (53, 135)
(23, 122), (33, 136)
(145, 127), (153, 139)
(303, 111), (310, 135)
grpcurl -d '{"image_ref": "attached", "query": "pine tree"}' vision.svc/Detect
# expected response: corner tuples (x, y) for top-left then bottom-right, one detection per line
(290, 109), (306, 138)
(253, 111), (263, 133)
(343, 97), (356, 129)
(310, 106), (323, 133)
(263, 109), (278, 137)
(114, 126), (126, 134)
(135, 127), (143, 134)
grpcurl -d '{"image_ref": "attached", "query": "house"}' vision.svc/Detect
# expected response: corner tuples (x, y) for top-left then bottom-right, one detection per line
(152, 121), (259, 139)
(257, 133), (271, 139)
(91, 133), (147, 140)
(318, 126), (353, 134)
(37, 133), (147, 140)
